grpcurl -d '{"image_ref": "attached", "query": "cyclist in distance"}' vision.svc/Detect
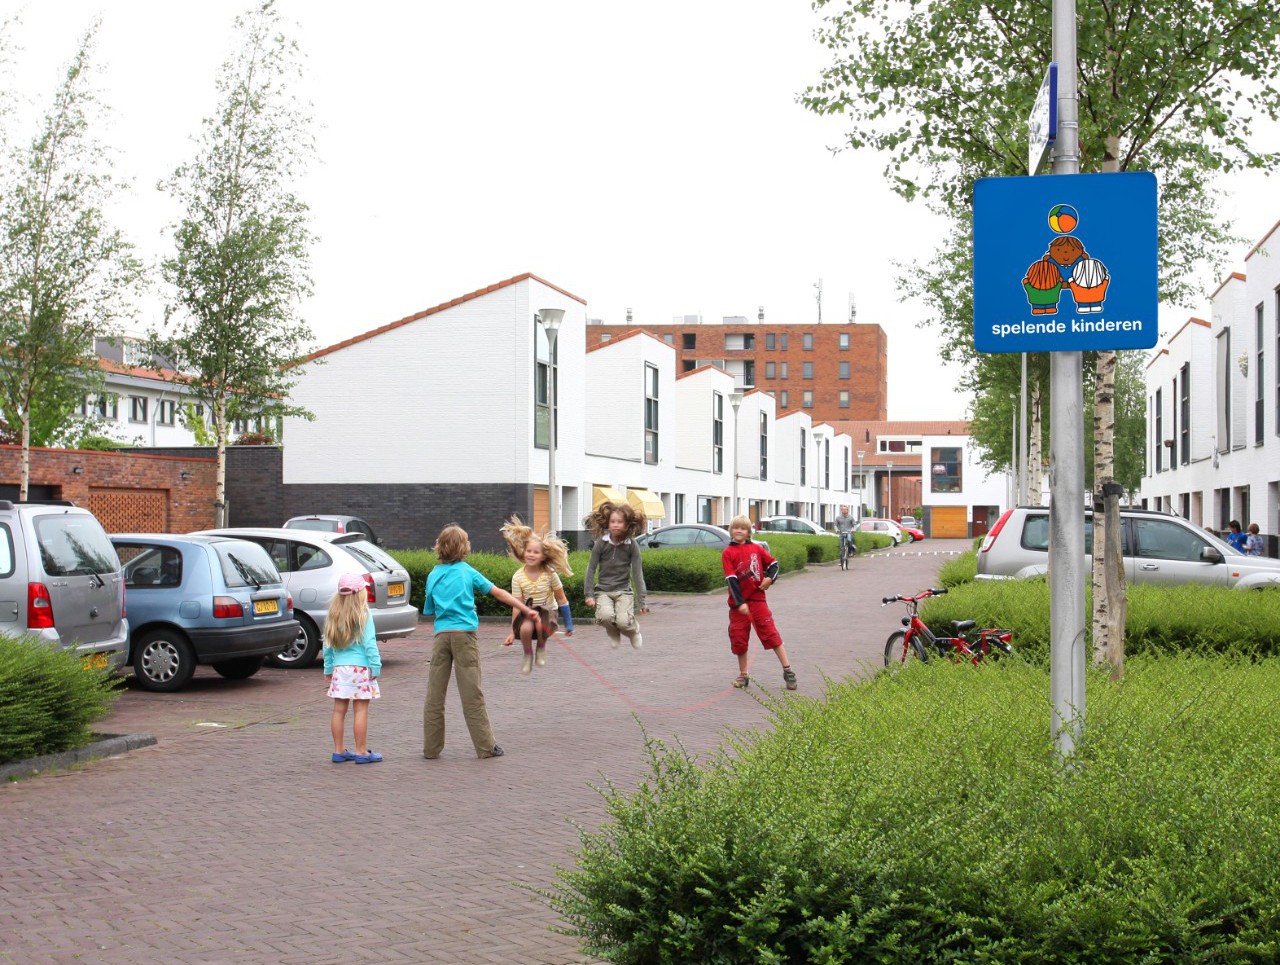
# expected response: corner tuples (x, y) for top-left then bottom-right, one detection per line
(834, 505), (857, 568)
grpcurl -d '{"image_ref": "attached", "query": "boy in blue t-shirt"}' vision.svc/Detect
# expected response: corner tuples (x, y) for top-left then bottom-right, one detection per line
(1225, 520), (1248, 553)
(422, 525), (537, 760)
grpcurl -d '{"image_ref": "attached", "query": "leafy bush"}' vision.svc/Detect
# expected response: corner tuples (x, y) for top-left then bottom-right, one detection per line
(0, 637), (122, 765)
(921, 580), (1280, 663)
(71, 434), (122, 452)
(549, 657), (1280, 962)
(936, 546), (978, 587)
(232, 431), (275, 445)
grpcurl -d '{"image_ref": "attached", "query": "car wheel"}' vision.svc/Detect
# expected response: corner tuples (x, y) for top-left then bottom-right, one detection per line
(133, 629), (197, 692)
(267, 615), (321, 669)
(212, 656), (264, 679)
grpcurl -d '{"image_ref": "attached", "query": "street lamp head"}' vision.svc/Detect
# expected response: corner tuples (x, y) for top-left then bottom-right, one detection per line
(729, 390), (744, 410)
(886, 461), (893, 469)
(538, 308), (565, 333)
(856, 450), (865, 461)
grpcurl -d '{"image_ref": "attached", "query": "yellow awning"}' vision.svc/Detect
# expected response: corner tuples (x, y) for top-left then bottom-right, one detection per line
(592, 485), (626, 510)
(626, 487), (667, 519)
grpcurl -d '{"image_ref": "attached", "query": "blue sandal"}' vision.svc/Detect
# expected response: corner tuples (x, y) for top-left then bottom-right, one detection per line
(331, 750), (356, 763)
(353, 751), (383, 764)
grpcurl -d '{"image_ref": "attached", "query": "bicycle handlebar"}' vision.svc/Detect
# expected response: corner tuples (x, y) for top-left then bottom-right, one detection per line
(880, 587), (948, 606)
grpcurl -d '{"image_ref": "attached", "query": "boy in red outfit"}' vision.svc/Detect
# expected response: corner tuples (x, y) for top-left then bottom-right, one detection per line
(721, 515), (797, 691)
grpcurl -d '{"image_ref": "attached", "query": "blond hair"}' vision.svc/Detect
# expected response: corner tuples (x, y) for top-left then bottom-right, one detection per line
(583, 501), (646, 539)
(325, 590), (368, 651)
(728, 514), (753, 533)
(433, 525), (470, 564)
(500, 515), (573, 576)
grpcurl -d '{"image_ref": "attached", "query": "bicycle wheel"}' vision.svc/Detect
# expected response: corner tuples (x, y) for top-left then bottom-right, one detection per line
(884, 630), (928, 668)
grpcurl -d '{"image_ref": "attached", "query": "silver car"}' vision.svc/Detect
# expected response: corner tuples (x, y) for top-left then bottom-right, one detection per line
(0, 500), (129, 670)
(194, 527), (418, 667)
(976, 506), (1280, 589)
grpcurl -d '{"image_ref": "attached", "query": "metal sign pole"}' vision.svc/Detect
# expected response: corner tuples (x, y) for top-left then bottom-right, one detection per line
(1049, 0), (1086, 758)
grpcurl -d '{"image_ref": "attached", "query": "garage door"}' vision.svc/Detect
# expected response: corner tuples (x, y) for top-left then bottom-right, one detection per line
(931, 506), (969, 538)
(88, 487), (169, 534)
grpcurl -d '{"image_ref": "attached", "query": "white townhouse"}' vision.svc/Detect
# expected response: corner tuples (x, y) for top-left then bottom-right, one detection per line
(81, 355), (208, 448)
(1141, 218), (1280, 551)
(281, 273), (859, 551)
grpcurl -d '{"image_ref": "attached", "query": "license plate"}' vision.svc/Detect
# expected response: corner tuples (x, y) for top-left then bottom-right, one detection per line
(387, 582), (405, 597)
(83, 652), (110, 671)
(254, 599), (279, 615)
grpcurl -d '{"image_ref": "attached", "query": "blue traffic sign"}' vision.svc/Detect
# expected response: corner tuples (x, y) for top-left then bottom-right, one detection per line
(973, 172), (1158, 353)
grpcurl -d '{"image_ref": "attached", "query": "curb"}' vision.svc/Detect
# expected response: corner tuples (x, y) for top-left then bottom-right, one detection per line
(0, 732), (157, 782)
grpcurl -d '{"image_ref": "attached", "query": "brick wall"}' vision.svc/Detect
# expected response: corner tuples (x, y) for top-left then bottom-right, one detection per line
(0, 445), (217, 533)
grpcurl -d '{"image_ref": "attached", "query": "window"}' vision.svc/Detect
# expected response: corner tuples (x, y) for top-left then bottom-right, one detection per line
(766, 333), (776, 351)
(698, 496), (713, 524)
(682, 333), (696, 350)
(803, 390), (814, 409)
(800, 428), (807, 486)
(780, 334), (789, 351)
(1257, 304), (1265, 444)
(803, 362), (814, 379)
(0, 523), (12, 578)
(1217, 328), (1231, 451)
(839, 332), (850, 350)
(712, 391), (724, 474)
(765, 361), (776, 379)
(759, 412), (768, 480)
(725, 333), (755, 351)
(839, 361), (850, 379)
(129, 396), (148, 423)
(84, 395), (118, 420)
(824, 439), (831, 489)
(803, 333), (813, 350)
(742, 360), (755, 387)
(682, 359), (697, 372)
(839, 390), (850, 409)
(157, 399), (177, 426)
(930, 446), (962, 493)
(534, 318), (558, 449)
(1155, 387), (1163, 473)
(1135, 519), (1209, 563)
(780, 362), (789, 379)
(644, 363), (659, 464)
(601, 334), (612, 342)
(780, 390), (789, 408)
(1179, 363), (1190, 466)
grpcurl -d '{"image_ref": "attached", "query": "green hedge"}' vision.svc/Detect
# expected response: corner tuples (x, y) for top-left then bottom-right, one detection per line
(549, 656), (1280, 962)
(388, 541), (816, 616)
(759, 532), (880, 563)
(0, 637), (122, 765)
(919, 578), (1280, 662)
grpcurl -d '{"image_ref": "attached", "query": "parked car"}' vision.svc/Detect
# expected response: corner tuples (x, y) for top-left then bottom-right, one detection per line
(284, 514), (382, 546)
(110, 535), (300, 691)
(193, 528), (417, 667)
(898, 521), (926, 541)
(0, 500), (128, 671)
(976, 506), (1280, 588)
(898, 515), (918, 529)
(757, 515), (838, 538)
(858, 518), (907, 545)
(637, 523), (768, 553)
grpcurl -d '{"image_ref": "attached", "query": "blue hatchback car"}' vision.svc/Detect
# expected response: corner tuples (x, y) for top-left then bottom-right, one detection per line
(110, 534), (300, 692)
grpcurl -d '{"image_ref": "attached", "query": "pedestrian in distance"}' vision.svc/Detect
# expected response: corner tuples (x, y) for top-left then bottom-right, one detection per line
(421, 524), (538, 760)
(1246, 522), (1265, 556)
(324, 573), (383, 764)
(500, 516), (575, 674)
(834, 504), (857, 563)
(1226, 520), (1248, 553)
(582, 501), (648, 649)
(722, 514), (797, 692)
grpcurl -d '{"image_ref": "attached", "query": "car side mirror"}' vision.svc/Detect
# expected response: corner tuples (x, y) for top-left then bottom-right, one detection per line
(1201, 547), (1224, 564)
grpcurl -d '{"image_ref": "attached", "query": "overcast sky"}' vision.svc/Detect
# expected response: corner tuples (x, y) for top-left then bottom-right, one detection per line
(3, 1), (1276, 421)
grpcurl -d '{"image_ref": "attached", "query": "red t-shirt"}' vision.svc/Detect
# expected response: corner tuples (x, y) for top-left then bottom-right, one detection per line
(722, 540), (778, 605)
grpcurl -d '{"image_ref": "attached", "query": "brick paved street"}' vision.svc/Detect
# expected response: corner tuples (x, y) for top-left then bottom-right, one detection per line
(0, 542), (966, 964)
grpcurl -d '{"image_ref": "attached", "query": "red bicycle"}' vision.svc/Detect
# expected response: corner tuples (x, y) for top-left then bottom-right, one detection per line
(881, 588), (1013, 667)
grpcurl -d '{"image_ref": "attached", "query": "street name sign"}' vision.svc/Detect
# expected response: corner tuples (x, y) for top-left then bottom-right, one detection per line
(1028, 63), (1058, 174)
(973, 171), (1158, 354)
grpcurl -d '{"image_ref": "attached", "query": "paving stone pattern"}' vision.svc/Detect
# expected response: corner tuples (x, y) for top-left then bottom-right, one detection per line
(0, 541), (965, 964)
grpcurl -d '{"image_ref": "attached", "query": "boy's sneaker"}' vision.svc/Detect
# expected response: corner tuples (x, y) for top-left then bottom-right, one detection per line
(605, 626), (622, 648)
(521, 654), (533, 675)
(535, 648), (547, 667)
(630, 632), (643, 650)
(782, 667), (798, 691)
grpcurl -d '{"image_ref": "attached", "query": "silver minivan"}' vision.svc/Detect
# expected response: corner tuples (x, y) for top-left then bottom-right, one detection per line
(0, 500), (129, 669)
(976, 506), (1280, 589)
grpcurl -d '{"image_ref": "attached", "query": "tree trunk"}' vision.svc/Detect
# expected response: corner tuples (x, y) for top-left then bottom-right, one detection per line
(1091, 349), (1126, 679)
(1026, 378), (1044, 506)
(20, 406), (31, 502)
(215, 397), (228, 528)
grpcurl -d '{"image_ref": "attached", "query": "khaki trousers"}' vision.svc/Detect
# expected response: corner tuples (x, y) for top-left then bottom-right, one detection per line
(596, 590), (638, 641)
(423, 631), (496, 758)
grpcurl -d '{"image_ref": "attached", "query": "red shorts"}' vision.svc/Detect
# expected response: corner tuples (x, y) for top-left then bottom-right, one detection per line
(728, 597), (783, 654)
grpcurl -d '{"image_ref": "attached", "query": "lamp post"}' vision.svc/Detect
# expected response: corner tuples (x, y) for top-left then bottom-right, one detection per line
(729, 390), (743, 520)
(856, 450), (865, 522)
(813, 433), (823, 523)
(538, 308), (565, 534)
(886, 460), (894, 519)
(1010, 392), (1019, 509)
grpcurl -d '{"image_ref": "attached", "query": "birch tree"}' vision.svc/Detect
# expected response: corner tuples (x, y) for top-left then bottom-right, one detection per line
(148, 1), (315, 527)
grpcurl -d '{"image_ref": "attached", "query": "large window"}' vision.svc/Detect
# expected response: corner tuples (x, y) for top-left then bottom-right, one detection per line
(698, 496), (714, 524)
(675, 493), (685, 523)
(930, 446), (962, 493)
(644, 364), (659, 464)
(712, 391), (724, 474)
(1155, 387), (1163, 473)
(824, 438), (831, 489)
(1179, 363), (1190, 465)
(534, 319), (558, 449)
(759, 412), (768, 480)
(129, 396), (148, 424)
(157, 399), (177, 426)
(682, 333), (696, 349)
(1257, 304), (1265, 444)
(800, 427), (807, 486)
(1217, 328), (1231, 451)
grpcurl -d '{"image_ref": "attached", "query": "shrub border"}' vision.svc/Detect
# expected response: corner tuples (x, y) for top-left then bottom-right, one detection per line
(0, 732), (156, 782)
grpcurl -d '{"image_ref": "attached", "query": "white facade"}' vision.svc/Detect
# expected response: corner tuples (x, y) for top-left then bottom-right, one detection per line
(1141, 218), (1280, 541)
(85, 361), (206, 447)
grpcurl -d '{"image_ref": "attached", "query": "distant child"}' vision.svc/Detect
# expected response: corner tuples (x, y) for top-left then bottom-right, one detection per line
(422, 524), (538, 759)
(722, 515), (796, 691)
(1246, 522), (1265, 556)
(1226, 520), (1248, 553)
(501, 516), (575, 674)
(583, 501), (648, 649)
(324, 573), (383, 764)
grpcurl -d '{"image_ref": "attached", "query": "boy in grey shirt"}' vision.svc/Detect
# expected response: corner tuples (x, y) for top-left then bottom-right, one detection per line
(583, 502), (648, 648)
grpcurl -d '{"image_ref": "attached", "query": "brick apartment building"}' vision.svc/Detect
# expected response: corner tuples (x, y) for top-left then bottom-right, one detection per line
(585, 312), (887, 422)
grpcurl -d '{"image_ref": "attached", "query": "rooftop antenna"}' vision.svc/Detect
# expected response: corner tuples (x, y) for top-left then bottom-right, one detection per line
(847, 291), (857, 323)
(814, 278), (823, 323)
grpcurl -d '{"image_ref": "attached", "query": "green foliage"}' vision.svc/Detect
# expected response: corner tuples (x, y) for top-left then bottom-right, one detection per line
(936, 546), (978, 587)
(549, 657), (1280, 961)
(0, 636), (122, 765)
(180, 402), (215, 446)
(232, 431), (275, 446)
(921, 580), (1280, 663)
